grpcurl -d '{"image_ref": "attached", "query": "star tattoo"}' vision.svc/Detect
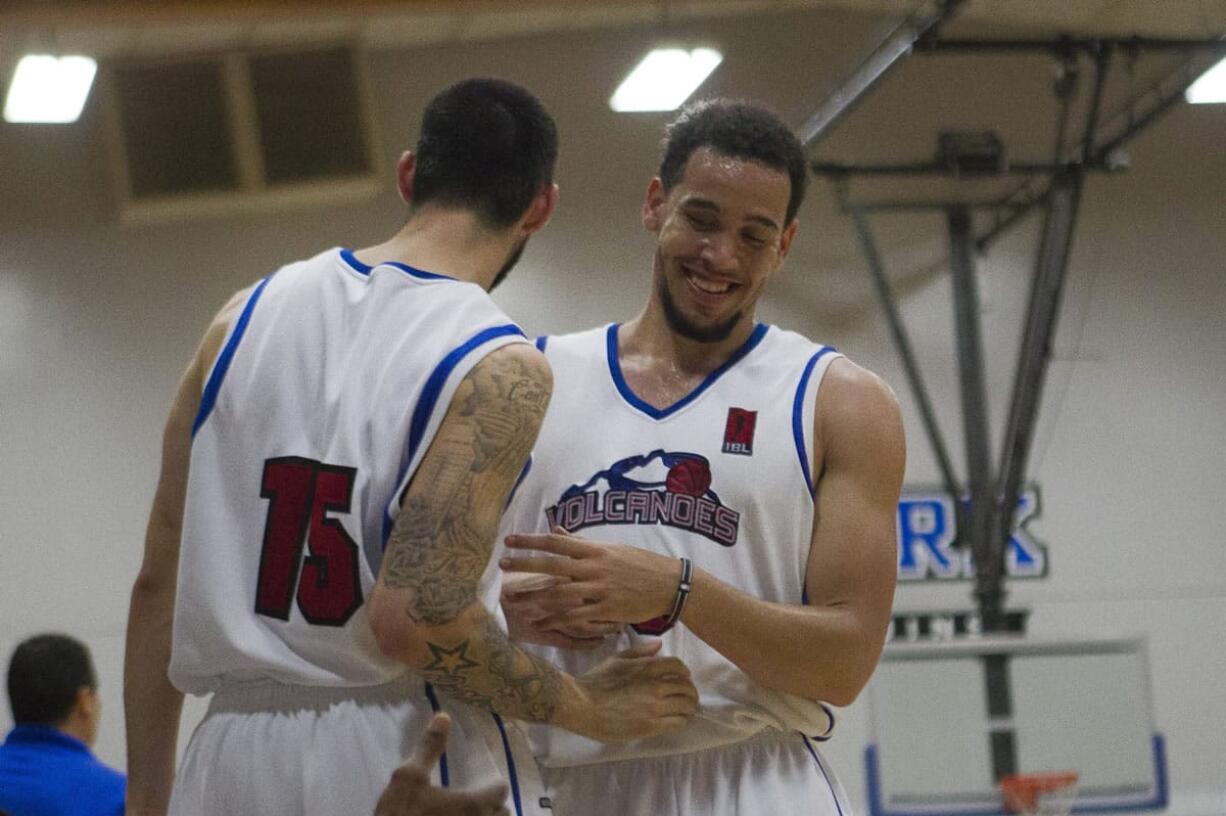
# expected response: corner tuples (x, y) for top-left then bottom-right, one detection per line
(423, 641), (481, 676)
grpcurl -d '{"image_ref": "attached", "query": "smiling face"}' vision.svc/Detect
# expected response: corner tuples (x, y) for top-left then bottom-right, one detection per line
(643, 146), (797, 344)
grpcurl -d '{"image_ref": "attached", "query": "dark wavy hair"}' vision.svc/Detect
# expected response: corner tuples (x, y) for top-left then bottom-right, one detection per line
(659, 99), (808, 225)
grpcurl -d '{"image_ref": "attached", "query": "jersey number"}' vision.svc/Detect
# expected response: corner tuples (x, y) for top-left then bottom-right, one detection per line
(255, 457), (363, 626)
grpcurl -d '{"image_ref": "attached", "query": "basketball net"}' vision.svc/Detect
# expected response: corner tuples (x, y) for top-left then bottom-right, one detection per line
(1000, 772), (1079, 816)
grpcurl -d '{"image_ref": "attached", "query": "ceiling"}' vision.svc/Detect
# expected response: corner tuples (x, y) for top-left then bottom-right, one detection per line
(3, 1), (1225, 57)
(2, 0), (1223, 324)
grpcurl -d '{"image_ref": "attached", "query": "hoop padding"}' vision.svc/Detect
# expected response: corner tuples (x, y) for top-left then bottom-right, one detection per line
(1000, 772), (1079, 816)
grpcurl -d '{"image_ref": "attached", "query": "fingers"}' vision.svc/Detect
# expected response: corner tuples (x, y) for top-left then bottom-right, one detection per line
(645, 714), (692, 737)
(409, 712), (451, 770)
(616, 640), (663, 659)
(453, 781), (510, 816)
(503, 529), (592, 558)
(509, 583), (595, 614)
(534, 631), (611, 651)
(499, 555), (581, 579)
(500, 571), (561, 594)
(642, 655), (691, 680)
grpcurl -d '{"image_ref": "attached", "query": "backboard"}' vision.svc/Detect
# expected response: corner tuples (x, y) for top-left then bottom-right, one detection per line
(865, 636), (1166, 816)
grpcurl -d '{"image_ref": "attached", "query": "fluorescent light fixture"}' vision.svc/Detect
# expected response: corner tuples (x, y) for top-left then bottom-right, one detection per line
(4, 54), (98, 123)
(610, 47), (723, 112)
(1186, 55), (1226, 104)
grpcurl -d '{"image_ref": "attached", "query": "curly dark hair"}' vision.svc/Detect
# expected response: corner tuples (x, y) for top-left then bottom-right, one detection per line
(659, 99), (808, 225)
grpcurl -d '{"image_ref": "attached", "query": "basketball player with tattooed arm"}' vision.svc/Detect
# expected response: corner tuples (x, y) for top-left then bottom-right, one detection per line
(499, 99), (905, 815)
(123, 78), (697, 816)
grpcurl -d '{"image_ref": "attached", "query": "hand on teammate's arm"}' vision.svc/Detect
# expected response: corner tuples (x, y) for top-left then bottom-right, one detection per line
(502, 568), (624, 649)
(500, 530), (683, 630)
(373, 713), (508, 816)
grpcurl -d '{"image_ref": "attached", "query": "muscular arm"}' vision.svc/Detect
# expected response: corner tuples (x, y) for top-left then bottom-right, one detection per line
(123, 289), (248, 815)
(367, 343), (573, 720)
(507, 359), (904, 706)
(678, 360), (904, 704)
(369, 346), (584, 730)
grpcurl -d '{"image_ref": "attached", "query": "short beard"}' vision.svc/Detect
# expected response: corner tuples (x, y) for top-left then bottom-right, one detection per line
(490, 236), (527, 292)
(658, 271), (743, 343)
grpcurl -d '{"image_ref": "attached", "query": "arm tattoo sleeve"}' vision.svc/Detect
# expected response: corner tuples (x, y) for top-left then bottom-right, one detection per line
(380, 350), (562, 721)
(420, 616), (562, 722)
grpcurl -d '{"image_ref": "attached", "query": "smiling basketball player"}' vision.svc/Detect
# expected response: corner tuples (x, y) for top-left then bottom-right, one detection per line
(499, 99), (906, 816)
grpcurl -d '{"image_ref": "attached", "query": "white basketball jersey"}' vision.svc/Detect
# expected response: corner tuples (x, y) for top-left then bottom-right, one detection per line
(170, 248), (528, 694)
(499, 323), (843, 767)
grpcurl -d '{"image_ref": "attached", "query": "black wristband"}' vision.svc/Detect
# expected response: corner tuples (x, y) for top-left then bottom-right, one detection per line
(630, 557), (693, 636)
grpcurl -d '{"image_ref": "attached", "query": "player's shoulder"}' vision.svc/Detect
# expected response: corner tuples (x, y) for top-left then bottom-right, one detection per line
(468, 340), (553, 394)
(817, 356), (902, 440)
(533, 324), (610, 367)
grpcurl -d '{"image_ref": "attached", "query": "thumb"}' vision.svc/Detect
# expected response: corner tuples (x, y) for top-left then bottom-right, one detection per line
(410, 712), (451, 768)
(616, 640), (663, 659)
(469, 780), (510, 808)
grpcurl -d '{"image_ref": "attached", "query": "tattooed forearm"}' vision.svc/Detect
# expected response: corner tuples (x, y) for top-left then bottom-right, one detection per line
(419, 615), (563, 723)
(380, 348), (550, 626)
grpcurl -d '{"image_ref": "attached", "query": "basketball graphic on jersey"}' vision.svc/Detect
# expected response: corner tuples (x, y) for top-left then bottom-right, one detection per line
(665, 458), (711, 496)
(544, 449), (740, 546)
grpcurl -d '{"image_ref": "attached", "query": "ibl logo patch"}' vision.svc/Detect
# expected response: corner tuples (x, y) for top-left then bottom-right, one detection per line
(722, 407), (757, 455)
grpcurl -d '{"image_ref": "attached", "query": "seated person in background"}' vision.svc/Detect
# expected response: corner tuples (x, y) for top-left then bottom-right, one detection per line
(0, 634), (125, 816)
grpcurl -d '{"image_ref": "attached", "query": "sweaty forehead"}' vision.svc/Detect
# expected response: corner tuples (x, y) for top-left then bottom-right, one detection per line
(673, 147), (791, 226)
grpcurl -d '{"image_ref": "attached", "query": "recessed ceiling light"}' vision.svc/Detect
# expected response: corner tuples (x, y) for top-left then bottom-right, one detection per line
(4, 54), (98, 124)
(610, 47), (723, 113)
(1186, 55), (1226, 104)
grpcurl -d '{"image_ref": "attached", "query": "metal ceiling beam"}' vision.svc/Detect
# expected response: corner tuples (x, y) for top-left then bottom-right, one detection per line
(946, 205), (1002, 629)
(798, 0), (965, 148)
(975, 38), (1224, 252)
(992, 44), (1110, 559)
(849, 206), (964, 518)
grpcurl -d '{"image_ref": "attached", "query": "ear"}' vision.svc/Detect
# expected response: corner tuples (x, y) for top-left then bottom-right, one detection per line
(76, 686), (98, 717)
(395, 151), (417, 204)
(520, 183), (559, 236)
(641, 177), (667, 232)
(777, 219), (799, 261)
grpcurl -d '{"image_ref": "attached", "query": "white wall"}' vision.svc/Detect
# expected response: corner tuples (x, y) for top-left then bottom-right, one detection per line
(826, 102), (1226, 815)
(1, 11), (1223, 815)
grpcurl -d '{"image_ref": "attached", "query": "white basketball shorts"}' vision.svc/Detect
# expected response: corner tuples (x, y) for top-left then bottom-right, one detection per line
(542, 728), (851, 816)
(168, 676), (548, 816)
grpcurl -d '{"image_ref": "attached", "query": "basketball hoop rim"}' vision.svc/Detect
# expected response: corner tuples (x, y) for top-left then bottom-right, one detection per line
(1000, 771), (1080, 814)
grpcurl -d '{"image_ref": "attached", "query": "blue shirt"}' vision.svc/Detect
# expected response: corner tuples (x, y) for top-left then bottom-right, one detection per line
(0, 725), (125, 816)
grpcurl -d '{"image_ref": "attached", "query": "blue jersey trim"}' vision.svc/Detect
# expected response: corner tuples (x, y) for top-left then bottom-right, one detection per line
(535, 335), (548, 352)
(606, 322), (769, 420)
(383, 261), (457, 281)
(340, 247), (372, 275)
(792, 346), (837, 497)
(802, 733), (846, 816)
(491, 713), (524, 816)
(192, 276), (273, 438)
(405, 323), (526, 471)
(339, 249), (454, 281)
(423, 683), (449, 787)
(383, 324), (526, 542)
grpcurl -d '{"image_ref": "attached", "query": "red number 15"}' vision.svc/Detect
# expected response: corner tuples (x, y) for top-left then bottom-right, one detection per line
(255, 457), (363, 627)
